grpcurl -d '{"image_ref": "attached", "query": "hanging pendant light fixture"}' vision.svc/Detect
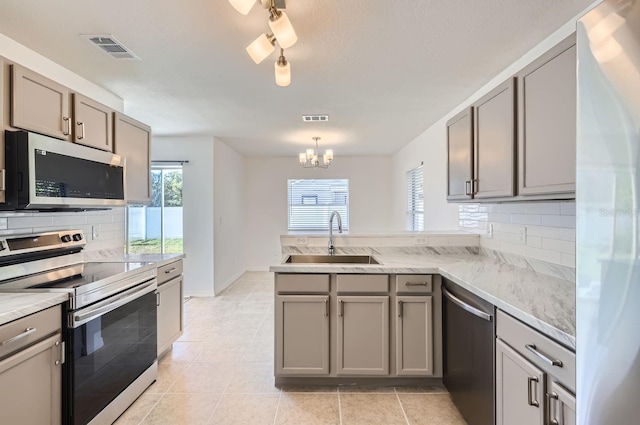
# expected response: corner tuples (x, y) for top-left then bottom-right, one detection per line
(299, 137), (333, 169)
(275, 49), (291, 87)
(229, 0), (299, 86)
(229, 0), (257, 15)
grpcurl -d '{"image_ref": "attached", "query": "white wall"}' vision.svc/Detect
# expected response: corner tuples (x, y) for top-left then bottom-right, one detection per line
(213, 138), (245, 294)
(244, 156), (393, 270)
(0, 31), (126, 253)
(152, 136), (215, 296)
(391, 19), (581, 257)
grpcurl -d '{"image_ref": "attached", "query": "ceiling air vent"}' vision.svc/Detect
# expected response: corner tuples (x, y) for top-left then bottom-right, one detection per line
(302, 115), (329, 122)
(82, 35), (140, 60)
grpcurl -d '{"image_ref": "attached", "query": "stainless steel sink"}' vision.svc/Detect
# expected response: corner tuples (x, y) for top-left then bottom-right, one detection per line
(284, 255), (380, 264)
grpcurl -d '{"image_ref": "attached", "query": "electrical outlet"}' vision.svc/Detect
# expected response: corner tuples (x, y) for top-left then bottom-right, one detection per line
(518, 227), (527, 244)
(483, 223), (493, 239)
(415, 236), (428, 245)
(296, 237), (308, 245)
(92, 225), (101, 240)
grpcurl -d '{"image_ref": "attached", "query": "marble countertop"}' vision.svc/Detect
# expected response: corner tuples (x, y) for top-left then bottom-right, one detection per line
(270, 253), (575, 350)
(93, 253), (185, 268)
(0, 293), (69, 326)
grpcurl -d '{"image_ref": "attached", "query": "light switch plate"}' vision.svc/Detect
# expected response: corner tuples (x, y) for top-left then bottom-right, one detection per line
(518, 227), (527, 244)
(92, 225), (101, 240)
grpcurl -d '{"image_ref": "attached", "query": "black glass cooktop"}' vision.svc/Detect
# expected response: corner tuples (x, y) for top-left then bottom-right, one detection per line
(32, 262), (155, 289)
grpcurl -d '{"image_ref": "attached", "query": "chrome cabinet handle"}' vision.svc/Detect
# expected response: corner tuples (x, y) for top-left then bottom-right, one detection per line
(77, 121), (85, 140)
(324, 298), (329, 317)
(398, 301), (403, 317)
(472, 178), (478, 194)
(156, 292), (161, 307)
(405, 282), (429, 286)
(527, 377), (540, 407)
(525, 344), (563, 367)
(338, 299), (343, 317)
(465, 180), (471, 196)
(62, 117), (70, 136)
(547, 392), (559, 424)
(165, 267), (178, 274)
(1, 327), (36, 346)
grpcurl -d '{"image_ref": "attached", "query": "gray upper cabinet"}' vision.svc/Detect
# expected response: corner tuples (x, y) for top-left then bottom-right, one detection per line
(11, 65), (71, 141)
(474, 78), (516, 198)
(72, 93), (113, 152)
(276, 294), (330, 375)
(1, 58), (5, 204)
(113, 112), (152, 204)
(337, 295), (389, 376)
(517, 34), (576, 196)
(395, 295), (433, 376)
(446, 107), (474, 201)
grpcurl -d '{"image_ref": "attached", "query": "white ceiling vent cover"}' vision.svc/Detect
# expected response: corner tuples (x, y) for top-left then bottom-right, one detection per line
(82, 35), (140, 60)
(302, 115), (329, 122)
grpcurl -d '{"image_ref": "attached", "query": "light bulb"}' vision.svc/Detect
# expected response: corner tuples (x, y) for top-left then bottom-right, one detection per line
(229, 0), (256, 15)
(299, 153), (307, 164)
(246, 34), (275, 64)
(269, 10), (297, 49)
(275, 58), (291, 87)
(324, 149), (333, 162)
(306, 148), (314, 160)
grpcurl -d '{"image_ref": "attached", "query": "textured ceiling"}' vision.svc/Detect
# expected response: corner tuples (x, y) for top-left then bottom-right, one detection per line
(0, 0), (593, 156)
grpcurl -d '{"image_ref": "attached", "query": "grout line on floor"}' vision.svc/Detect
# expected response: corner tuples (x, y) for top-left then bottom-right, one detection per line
(395, 392), (411, 425)
(135, 392), (166, 425)
(203, 391), (224, 425)
(272, 390), (283, 425)
(337, 387), (343, 425)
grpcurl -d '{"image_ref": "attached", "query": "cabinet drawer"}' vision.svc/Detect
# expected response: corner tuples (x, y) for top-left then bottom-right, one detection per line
(497, 310), (575, 392)
(396, 275), (433, 293)
(337, 274), (388, 293)
(277, 274), (330, 293)
(0, 305), (61, 360)
(158, 260), (183, 285)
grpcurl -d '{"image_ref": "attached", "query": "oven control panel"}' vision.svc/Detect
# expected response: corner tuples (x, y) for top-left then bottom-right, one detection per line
(0, 229), (86, 261)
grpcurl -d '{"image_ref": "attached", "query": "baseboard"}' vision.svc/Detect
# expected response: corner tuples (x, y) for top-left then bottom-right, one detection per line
(214, 269), (247, 295)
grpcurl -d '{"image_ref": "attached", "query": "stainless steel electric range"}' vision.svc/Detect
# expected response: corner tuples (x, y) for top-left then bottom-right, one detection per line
(0, 230), (158, 425)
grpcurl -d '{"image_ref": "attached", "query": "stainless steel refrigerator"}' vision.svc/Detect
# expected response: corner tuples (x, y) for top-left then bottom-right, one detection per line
(577, 1), (640, 423)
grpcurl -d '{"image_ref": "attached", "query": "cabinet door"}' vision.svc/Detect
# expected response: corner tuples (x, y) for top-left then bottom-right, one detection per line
(113, 112), (151, 204)
(0, 333), (62, 425)
(1, 58), (5, 204)
(73, 93), (113, 152)
(446, 107), (474, 201)
(276, 295), (330, 375)
(474, 78), (516, 198)
(496, 339), (545, 425)
(518, 34), (576, 196)
(549, 381), (576, 425)
(396, 296), (433, 376)
(157, 276), (184, 357)
(11, 65), (71, 140)
(337, 296), (389, 376)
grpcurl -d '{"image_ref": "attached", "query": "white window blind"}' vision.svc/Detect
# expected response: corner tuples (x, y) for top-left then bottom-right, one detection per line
(407, 165), (424, 231)
(288, 179), (349, 231)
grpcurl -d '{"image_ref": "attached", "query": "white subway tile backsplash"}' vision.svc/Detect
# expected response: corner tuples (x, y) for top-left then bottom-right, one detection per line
(541, 215), (575, 228)
(8, 216), (55, 228)
(460, 201), (576, 269)
(52, 215), (89, 226)
(542, 238), (575, 254)
(0, 218), (6, 230)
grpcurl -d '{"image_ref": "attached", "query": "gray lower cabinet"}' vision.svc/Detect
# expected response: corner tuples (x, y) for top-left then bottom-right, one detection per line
(157, 259), (184, 357)
(0, 305), (63, 425)
(517, 34), (576, 196)
(549, 380), (576, 425)
(496, 338), (545, 425)
(396, 296), (433, 376)
(276, 294), (330, 375)
(336, 295), (389, 376)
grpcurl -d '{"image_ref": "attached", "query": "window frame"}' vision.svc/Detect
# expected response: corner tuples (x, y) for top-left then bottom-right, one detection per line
(406, 164), (424, 231)
(287, 178), (350, 232)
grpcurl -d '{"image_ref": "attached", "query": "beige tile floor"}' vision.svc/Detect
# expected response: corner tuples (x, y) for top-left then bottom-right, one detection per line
(115, 272), (467, 425)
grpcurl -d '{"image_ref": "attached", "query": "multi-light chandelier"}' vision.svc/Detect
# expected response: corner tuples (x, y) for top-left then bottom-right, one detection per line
(299, 137), (334, 169)
(228, 0), (297, 86)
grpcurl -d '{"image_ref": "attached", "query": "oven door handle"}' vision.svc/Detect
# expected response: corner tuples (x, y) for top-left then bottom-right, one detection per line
(72, 280), (157, 328)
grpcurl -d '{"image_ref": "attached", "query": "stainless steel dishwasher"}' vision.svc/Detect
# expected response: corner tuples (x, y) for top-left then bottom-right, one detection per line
(442, 278), (495, 425)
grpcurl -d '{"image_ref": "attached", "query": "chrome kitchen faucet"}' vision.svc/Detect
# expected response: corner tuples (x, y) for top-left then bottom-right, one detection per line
(328, 211), (342, 255)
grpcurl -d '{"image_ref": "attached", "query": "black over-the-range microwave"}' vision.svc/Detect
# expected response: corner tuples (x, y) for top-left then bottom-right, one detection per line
(2, 130), (126, 211)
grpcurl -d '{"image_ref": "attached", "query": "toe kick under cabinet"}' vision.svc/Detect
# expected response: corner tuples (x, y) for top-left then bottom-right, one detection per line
(274, 273), (442, 384)
(157, 259), (184, 357)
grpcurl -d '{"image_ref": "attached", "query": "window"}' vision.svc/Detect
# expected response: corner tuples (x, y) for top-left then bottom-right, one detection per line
(407, 165), (424, 231)
(288, 179), (349, 231)
(126, 163), (184, 254)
